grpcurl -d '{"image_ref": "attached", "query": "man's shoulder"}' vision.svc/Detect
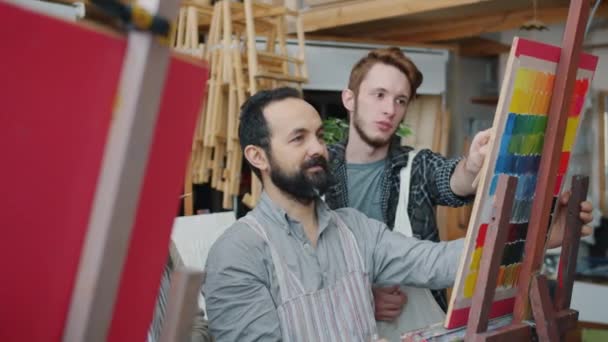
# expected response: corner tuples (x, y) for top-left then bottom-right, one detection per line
(333, 206), (366, 220)
(332, 207), (386, 234)
(206, 218), (266, 265)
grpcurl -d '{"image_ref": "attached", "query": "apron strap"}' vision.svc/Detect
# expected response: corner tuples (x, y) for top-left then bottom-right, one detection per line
(394, 149), (420, 237)
(332, 213), (366, 273)
(241, 216), (305, 300)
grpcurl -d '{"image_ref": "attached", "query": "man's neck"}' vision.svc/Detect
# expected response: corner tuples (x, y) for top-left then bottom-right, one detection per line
(264, 181), (320, 246)
(345, 128), (389, 164)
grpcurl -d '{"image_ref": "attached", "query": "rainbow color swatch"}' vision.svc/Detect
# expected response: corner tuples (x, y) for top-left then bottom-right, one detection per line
(464, 71), (589, 298)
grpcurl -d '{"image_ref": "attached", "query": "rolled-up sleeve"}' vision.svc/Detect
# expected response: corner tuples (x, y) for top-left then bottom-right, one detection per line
(418, 149), (472, 207)
(202, 225), (281, 342)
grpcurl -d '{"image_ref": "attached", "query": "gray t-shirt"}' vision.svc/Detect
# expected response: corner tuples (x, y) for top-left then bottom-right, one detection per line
(346, 159), (385, 222)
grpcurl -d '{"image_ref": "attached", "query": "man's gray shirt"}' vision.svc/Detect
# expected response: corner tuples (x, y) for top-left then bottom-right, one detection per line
(347, 159), (385, 222)
(203, 193), (464, 342)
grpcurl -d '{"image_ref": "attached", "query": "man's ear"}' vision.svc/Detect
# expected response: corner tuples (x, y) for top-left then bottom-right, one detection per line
(244, 145), (269, 174)
(342, 88), (355, 113)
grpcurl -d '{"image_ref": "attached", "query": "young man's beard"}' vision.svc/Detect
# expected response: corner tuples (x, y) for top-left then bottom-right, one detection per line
(269, 154), (330, 205)
(352, 102), (395, 148)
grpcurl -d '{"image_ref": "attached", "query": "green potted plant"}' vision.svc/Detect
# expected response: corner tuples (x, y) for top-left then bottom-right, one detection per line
(322, 117), (413, 145)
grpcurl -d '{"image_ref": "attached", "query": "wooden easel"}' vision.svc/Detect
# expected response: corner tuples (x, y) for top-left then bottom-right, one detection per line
(403, 1), (593, 341)
(463, 175), (589, 341)
(465, 0), (592, 340)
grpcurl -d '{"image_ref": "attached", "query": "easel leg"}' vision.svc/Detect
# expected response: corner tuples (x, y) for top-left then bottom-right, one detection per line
(466, 175), (518, 340)
(159, 268), (205, 342)
(478, 176), (589, 341)
(554, 175), (589, 311)
(530, 275), (560, 341)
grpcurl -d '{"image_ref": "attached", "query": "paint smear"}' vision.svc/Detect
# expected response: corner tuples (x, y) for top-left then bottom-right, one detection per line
(497, 266), (506, 287)
(476, 223), (489, 247)
(471, 247), (483, 271)
(562, 116), (579, 152)
(464, 271), (478, 298)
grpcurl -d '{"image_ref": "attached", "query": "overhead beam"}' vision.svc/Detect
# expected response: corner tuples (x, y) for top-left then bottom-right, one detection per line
(457, 37), (510, 57)
(301, 0), (489, 33)
(379, 2), (608, 42)
(298, 33), (458, 51)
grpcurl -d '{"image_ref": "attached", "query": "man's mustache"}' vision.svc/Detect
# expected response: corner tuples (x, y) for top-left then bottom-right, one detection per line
(302, 155), (328, 171)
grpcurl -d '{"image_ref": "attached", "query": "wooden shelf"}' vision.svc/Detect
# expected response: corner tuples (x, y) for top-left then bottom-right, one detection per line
(471, 96), (499, 106)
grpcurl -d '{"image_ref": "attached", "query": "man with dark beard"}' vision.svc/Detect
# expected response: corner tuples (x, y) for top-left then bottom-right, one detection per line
(202, 87), (464, 342)
(201, 87), (589, 342)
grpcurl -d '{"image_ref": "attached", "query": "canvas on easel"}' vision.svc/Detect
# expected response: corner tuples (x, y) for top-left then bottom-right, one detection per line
(445, 37), (598, 329)
(0, 1), (209, 341)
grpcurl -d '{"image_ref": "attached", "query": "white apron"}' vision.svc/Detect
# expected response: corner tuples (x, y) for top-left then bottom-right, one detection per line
(376, 150), (446, 341)
(242, 213), (378, 341)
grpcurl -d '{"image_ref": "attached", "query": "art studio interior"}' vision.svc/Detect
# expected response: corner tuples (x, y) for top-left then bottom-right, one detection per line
(3, 0), (608, 341)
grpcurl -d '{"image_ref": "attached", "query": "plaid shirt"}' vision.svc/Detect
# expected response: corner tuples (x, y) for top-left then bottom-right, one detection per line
(326, 139), (473, 310)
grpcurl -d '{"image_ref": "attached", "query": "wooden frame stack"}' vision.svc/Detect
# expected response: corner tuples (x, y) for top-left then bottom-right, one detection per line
(172, 1), (214, 215)
(178, 0), (309, 211)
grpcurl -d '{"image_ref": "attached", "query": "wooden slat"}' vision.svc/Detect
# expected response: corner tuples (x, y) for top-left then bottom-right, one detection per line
(295, 14), (308, 80)
(255, 71), (308, 82)
(301, 0), (489, 32)
(257, 50), (303, 63)
(231, 6), (295, 22)
(530, 275), (560, 341)
(300, 33), (458, 50)
(555, 309), (580, 335)
(554, 176), (589, 311)
(176, 7), (187, 49)
(184, 160), (194, 216)
(513, 0), (590, 322)
(375, 2), (608, 43)
(158, 268), (205, 342)
(465, 175), (517, 338)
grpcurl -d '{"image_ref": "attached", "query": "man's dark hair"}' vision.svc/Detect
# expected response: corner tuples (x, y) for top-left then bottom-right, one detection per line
(238, 87), (302, 180)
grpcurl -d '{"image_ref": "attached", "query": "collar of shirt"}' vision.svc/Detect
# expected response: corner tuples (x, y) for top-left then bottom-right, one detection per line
(256, 192), (334, 243)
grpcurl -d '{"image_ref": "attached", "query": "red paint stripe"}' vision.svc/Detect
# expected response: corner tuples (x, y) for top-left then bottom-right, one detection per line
(554, 174), (565, 196)
(514, 38), (598, 71)
(446, 297), (516, 329)
(558, 152), (571, 174)
(476, 224), (490, 248)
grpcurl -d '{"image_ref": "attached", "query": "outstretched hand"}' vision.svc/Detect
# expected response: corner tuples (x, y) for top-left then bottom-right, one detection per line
(465, 128), (493, 175)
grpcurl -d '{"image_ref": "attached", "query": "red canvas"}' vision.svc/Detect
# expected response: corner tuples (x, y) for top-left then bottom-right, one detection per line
(0, 2), (124, 340)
